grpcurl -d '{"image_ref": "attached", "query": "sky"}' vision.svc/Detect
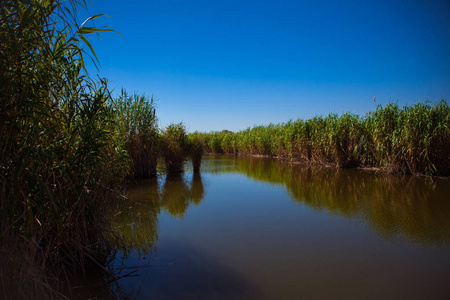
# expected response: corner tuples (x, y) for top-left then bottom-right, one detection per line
(81, 0), (450, 132)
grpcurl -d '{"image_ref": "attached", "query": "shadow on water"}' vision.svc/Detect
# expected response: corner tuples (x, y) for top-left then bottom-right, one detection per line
(110, 172), (256, 299)
(287, 166), (450, 246)
(191, 172), (205, 205)
(123, 239), (256, 300)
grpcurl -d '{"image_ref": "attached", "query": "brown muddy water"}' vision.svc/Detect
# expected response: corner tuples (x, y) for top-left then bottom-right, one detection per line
(74, 155), (450, 299)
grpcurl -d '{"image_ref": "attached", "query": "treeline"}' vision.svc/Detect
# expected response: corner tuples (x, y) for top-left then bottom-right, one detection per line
(0, 1), (200, 299)
(191, 101), (450, 176)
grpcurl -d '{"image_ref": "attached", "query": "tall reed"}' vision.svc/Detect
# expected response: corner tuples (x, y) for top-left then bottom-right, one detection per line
(161, 123), (190, 173)
(113, 90), (160, 178)
(188, 132), (205, 172)
(193, 101), (449, 176)
(0, 1), (129, 298)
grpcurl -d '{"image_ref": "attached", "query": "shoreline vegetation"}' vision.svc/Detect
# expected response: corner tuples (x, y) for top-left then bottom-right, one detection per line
(191, 100), (449, 177)
(1, 0), (448, 299)
(0, 1), (197, 299)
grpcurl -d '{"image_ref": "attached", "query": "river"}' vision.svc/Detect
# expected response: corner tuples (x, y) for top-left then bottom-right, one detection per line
(76, 155), (450, 299)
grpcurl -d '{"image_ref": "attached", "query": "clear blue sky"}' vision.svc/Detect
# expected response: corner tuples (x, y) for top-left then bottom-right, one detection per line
(82, 0), (450, 132)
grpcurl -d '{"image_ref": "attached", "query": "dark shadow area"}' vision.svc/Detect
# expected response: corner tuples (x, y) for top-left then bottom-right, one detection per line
(121, 239), (257, 300)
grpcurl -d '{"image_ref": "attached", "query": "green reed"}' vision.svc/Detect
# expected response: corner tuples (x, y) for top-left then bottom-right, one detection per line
(188, 132), (205, 172)
(193, 101), (449, 176)
(112, 90), (160, 178)
(0, 1), (133, 298)
(161, 123), (190, 173)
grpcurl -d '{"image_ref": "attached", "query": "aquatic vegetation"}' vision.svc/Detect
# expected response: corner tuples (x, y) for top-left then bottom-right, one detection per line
(112, 90), (160, 178)
(0, 0), (150, 298)
(194, 101), (450, 176)
(161, 123), (190, 173)
(188, 132), (205, 172)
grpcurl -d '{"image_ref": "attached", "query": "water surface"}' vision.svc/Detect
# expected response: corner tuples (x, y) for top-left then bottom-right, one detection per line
(112, 155), (450, 299)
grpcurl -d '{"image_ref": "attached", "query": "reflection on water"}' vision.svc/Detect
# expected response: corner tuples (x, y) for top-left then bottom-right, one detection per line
(288, 167), (450, 246)
(114, 177), (160, 254)
(108, 155), (450, 300)
(201, 155), (450, 246)
(191, 172), (205, 205)
(161, 173), (205, 218)
(115, 172), (206, 254)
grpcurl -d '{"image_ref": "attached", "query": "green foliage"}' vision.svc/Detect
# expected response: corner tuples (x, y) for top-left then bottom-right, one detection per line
(0, 1), (131, 298)
(193, 101), (450, 176)
(112, 90), (160, 177)
(188, 132), (205, 172)
(161, 123), (190, 173)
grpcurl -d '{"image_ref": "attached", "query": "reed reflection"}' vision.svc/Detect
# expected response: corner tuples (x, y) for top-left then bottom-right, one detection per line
(117, 155), (449, 250)
(161, 174), (194, 218)
(191, 172), (205, 205)
(114, 177), (161, 254)
(287, 167), (450, 246)
(115, 173), (206, 252)
(203, 155), (450, 247)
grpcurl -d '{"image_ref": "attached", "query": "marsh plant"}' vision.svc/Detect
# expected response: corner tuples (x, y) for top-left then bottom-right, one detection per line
(0, 0), (150, 298)
(193, 101), (450, 176)
(161, 123), (190, 173)
(113, 90), (160, 178)
(188, 132), (205, 172)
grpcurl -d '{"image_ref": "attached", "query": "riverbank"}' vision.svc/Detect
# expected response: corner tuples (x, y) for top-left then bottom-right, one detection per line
(203, 152), (450, 178)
